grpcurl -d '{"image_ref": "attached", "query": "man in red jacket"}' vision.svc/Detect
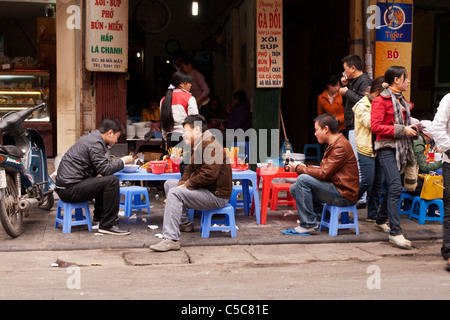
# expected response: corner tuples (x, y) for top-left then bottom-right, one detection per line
(287, 114), (359, 234)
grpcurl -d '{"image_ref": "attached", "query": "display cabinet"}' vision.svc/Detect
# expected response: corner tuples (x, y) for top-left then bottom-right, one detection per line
(0, 70), (55, 156)
(0, 70), (51, 120)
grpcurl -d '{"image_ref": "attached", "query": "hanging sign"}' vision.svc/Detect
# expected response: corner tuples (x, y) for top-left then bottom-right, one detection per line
(375, 1), (413, 99)
(256, 0), (283, 88)
(86, 0), (129, 72)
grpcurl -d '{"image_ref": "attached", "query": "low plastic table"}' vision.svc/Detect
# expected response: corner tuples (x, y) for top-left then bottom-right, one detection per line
(115, 168), (261, 225)
(231, 169), (260, 225)
(257, 167), (298, 225)
(115, 168), (181, 182)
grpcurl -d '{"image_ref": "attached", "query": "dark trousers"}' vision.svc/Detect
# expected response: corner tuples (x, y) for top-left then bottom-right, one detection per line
(376, 148), (403, 236)
(55, 175), (120, 229)
(442, 162), (450, 260)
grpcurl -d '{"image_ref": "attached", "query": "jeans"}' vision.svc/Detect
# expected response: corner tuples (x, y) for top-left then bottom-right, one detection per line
(358, 153), (385, 220)
(442, 162), (450, 260)
(55, 175), (120, 229)
(289, 174), (354, 228)
(376, 148), (403, 236)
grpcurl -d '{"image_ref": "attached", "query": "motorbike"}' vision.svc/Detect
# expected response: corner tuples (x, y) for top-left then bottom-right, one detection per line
(0, 103), (54, 238)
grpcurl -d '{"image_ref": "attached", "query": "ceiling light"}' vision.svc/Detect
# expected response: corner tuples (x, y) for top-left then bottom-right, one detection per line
(192, 1), (198, 16)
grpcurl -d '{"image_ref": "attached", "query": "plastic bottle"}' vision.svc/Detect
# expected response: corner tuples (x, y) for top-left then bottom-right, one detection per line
(284, 150), (290, 171)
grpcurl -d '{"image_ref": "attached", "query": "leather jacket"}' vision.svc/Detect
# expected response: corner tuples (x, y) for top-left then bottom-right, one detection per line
(56, 130), (124, 187)
(297, 134), (359, 203)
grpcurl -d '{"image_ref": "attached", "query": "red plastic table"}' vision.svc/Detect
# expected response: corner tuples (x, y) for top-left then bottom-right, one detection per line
(257, 167), (298, 225)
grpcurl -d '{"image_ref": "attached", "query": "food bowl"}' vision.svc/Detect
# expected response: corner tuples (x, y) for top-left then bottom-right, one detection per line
(122, 164), (140, 173)
(150, 160), (167, 174)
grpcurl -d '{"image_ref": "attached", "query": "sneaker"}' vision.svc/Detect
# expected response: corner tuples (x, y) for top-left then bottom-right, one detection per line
(149, 238), (180, 252)
(98, 224), (130, 236)
(180, 221), (194, 232)
(389, 234), (412, 249)
(374, 223), (390, 234)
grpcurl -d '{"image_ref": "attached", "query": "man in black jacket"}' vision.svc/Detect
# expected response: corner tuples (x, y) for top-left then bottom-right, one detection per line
(55, 118), (133, 235)
(340, 54), (372, 142)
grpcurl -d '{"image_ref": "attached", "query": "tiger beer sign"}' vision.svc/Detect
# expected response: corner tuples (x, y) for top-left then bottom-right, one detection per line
(256, 0), (283, 88)
(375, 1), (413, 99)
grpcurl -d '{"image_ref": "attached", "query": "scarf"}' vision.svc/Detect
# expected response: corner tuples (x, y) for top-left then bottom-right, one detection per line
(383, 87), (416, 173)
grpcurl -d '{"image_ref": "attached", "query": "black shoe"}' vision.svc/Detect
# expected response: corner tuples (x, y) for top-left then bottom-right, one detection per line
(98, 224), (130, 236)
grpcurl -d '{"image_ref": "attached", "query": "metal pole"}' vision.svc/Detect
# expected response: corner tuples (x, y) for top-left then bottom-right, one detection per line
(363, 0), (373, 79)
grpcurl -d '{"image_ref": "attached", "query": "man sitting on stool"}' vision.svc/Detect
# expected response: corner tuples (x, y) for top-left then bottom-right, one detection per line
(55, 118), (133, 235)
(150, 115), (232, 252)
(288, 114), (359, 234)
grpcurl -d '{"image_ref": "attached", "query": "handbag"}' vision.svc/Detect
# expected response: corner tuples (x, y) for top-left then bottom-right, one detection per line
(403, 160), (419, 192)
(419, 173), (445, 200)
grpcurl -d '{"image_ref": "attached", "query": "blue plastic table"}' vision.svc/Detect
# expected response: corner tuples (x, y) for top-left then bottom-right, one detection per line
(231, 169), (260, 225)
(115, 168), (181, 182)
(115, 168), (261, 225)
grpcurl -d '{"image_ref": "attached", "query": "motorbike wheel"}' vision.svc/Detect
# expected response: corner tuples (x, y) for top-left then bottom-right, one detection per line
(39, 192), (54, 210)
(0, 173), (23, 238)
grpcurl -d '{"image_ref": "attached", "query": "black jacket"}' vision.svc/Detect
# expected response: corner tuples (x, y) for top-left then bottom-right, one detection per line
(343, 73), (372, 130)
(56, 130), (124, 187)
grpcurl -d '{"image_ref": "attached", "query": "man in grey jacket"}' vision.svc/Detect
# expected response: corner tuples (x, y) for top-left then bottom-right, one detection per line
(55, 118), (133, 235)
(430, 93), (450, 271)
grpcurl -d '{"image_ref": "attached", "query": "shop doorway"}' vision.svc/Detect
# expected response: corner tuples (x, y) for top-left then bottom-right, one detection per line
(281, 0), (349, 153)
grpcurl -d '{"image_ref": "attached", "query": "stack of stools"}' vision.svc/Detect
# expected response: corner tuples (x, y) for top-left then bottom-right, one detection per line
(200, 203), (237, 238)
(54, 200), (92, 234)
(303, 144), (322, 163)
(399, 190), (415, 215)
(119, 186), (151, 217)
(269, 183), (296, 210)
(409, 197), (444, 225)
(319, 203), (359, 236)
(229, 184), (254, 210)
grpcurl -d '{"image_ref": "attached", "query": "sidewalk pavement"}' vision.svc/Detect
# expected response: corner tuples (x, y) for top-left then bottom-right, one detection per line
(0, 187), (443, 252)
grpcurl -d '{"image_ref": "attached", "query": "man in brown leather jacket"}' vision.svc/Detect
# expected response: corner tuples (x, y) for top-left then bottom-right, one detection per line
(150, 115), (232, 251)
(288, 113), (359, 234)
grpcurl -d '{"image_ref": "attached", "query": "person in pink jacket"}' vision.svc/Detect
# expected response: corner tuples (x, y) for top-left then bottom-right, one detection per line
(371, 66), (418, 249)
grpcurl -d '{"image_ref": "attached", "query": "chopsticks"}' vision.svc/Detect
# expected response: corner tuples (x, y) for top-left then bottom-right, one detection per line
(225, 147), (239, 158)
(168, 147), (183, 158)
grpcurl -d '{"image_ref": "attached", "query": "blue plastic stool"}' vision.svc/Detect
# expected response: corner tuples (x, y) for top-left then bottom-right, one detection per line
(409, 196), (444, 225)
(399, 191), (415, 215)
(187, 209), (203, 221)
(303, 144), (321, 162)
(119, 186), (151, 217)
(319, 203), (359, 236)
(229, 184), (253, 210)
(200, 204), (237, 238)
(188, 209), (195, 221)
(55, 200), (92, 234)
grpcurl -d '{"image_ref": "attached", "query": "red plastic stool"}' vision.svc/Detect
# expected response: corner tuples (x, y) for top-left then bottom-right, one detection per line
(269, 183), (296, 210)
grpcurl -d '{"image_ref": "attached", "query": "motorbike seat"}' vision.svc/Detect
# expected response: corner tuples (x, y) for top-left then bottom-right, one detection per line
(0, 145), (24, 159)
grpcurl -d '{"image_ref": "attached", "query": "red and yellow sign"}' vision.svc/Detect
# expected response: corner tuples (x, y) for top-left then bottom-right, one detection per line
(375, 1), (413, 99)
(256, 0), (283, 88)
